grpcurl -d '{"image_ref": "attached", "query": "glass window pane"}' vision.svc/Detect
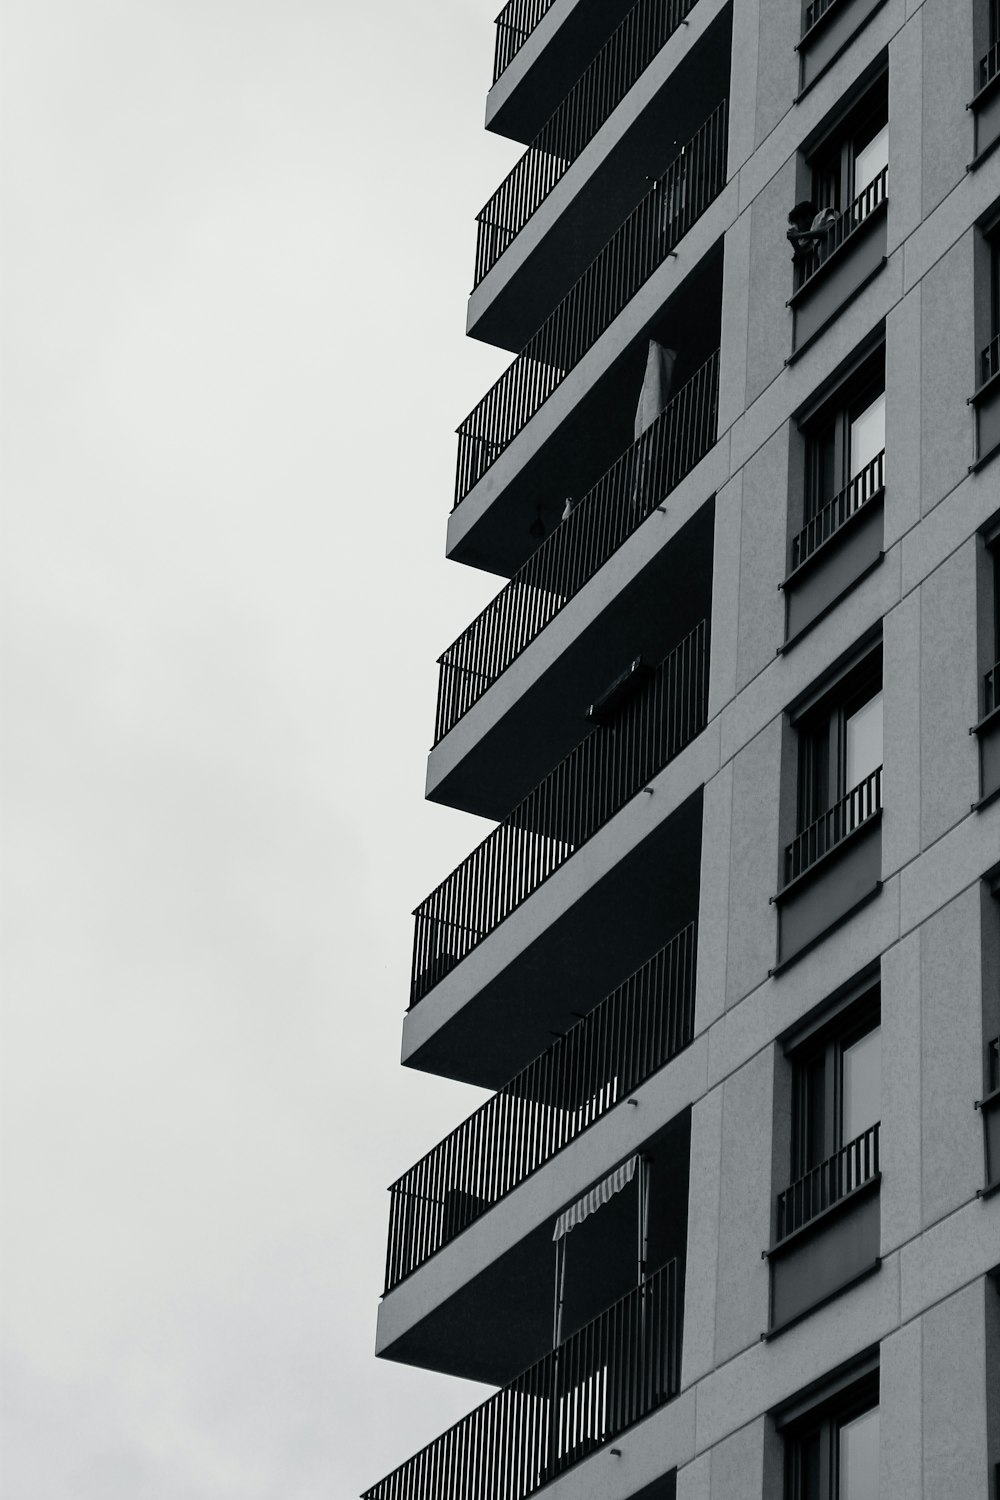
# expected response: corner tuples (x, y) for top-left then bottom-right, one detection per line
(845, 691), (882, 792)
(850, 393), (885, 480)
(839, 1405), (879, 1500)
(842, 1027), (881, 1143)
(854, 124), (888, 199)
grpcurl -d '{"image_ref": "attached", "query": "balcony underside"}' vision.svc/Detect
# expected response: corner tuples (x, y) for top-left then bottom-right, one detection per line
(402, 783), (704, 1090)
(472, 1), (732, 354)
(449, 235), (727, 580)
(428, 494), (716, 820)
(486, 0), (638, 145)
(377, 1111), (690, 1387)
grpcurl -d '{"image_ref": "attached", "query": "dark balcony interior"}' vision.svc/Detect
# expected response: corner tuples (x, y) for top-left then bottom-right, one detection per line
(453, 240), (724, 579)
(431, 495), (715, 820)
(405, 786), (703, 1089)
(473, 5), (733, 353)
(380, 1110), (690, 1390)
(488, 0), (639, 145)
(386, 923), (696, 1293)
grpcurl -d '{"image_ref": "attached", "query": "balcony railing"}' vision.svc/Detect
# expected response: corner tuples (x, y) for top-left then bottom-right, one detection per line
(776, 1122), (880, 1241)
(985, 662), (1000, 718)
(456, 99), (729, 508)
(493, 0), (558, 83)
(980, 40), (1000, 93)
(790, 449), (885, 572)
(982, 333), (1000, 387)
(793, 165), (888, 292)
(436, 352), (719, 743)
(783, 765), (882, 887)
(801, 0), (840, 33)
(412, 620), (708, 1006)
(386, 923), (695, 1292)
(363, 1262), (680, 1500)
(478, 0), (698, 284)
(989, 1036), (1000, 1094)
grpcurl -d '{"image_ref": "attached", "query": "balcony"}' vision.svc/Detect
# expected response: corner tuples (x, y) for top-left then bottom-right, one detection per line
(455, 99), (728, 517)
(768, 1124), (881, 1334)
(364, 1262), (680, 1500)
(412, 621), (708, 1011)
(775, 768), (883, 968)
(783, 451), (885, 643)
(790, 167), (888, 354)
(776, 1123), (880, 1242)
(981, 1038), (1000, 1196)
(478, 0), (699, 288)
(386, 922), (695, 1294)
(492, 0), (560, 85)
(436, 353), (719, 751)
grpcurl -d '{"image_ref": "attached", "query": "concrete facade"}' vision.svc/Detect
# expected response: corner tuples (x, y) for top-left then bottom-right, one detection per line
(366, 0), (1000, 1496)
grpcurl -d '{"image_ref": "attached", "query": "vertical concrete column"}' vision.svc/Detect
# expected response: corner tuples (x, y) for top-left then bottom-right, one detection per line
(724, 721), (782, 1012)
(919, 235), (976, 516)
(922, 1280), (991, 1496)
(880, 1318), (924, 1500)
(695, 765), (734, 1036)
(709, 473), (743, 725)
(918, 542), (980, 846)
(708, 1419), (769, 1500)
(880, 930), (923, 1257)
(712, 1047), (775, 1362)
(735, 428), (789, 693)
(919, 887), (984, 1227)
(718, 213), (751, 439)
(882, 590), (921, 880)
(884, 287), (922, 552)
(681, 1085), (724, 1388)
(887, 12), (923, 257)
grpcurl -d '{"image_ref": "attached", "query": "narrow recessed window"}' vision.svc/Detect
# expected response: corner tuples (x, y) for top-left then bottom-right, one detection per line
(780, 1364), (880, 1500)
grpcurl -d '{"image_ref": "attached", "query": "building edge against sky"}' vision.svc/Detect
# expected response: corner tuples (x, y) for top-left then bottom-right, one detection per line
(366, 0), (1000, 1496)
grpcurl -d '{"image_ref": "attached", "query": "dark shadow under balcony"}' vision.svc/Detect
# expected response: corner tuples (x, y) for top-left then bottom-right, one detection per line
(412, 621), (708, 1009)
(386, 922), (695, 1294)
(455, 99), (729, 513)
(364, 1262), (681, 1500)
(436, 354), (719, 753)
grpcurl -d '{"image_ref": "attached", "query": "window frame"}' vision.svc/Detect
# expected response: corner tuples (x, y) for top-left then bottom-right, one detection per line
(776, 1355), (880, 1500)
(790, 991), (881, 1179)
(795, 659), (883, 832)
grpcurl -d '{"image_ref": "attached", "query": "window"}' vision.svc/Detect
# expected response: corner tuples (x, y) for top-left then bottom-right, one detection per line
(780, 1363), (880, 1500)
(801, 377), (885, 546)
(988, 539), (1000, 716)
(790, 76), (889, 289)
(985, 232), (1000, 386)
(792, 1003), (881, 1182)
(779, 985), (881, 1239)
(795, 663), (882, 851)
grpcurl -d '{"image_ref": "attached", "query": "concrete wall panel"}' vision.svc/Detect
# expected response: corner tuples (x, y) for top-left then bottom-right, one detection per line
(725, 722), (782, 1009)
(920, 236), (976, 516)
(922, 1281), (990, 1499)
(713, 1048), (773, 1363)
(736, 427), (787, 691)
(746, 160), (796, 408)
(919, 541), (980, 847)
(920, 0), (974, 217)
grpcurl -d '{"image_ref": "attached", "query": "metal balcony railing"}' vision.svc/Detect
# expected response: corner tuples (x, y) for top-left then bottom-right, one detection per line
(802, 0), (839, 33)
(412, 620), (708, 1006)
(982, 332), (1000, 386)
(456, 100), (729, 508)
(478, 0), (698, 284)
(363, 1262), (680, 1500)
(436, 352), (719, 744)
(776, 1122), (880, 1241)
(386, 923), (695, 1292)
(989, 1035), (1000, 1094)
(783, 766), (882, 887)
(794, 165), (888, 292)
(493, 0), (558, 83)
(980, 39), (1000, 92)
(790, 449), (885, 572)
(985, 662), (1000, 718)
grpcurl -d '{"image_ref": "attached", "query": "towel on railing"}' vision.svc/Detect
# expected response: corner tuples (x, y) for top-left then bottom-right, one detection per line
(634, 341), (676, 439)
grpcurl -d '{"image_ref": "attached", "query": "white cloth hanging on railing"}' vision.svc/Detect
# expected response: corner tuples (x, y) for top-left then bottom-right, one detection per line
(634, 341), (677, 440)
(552, 1156), (639, 1241)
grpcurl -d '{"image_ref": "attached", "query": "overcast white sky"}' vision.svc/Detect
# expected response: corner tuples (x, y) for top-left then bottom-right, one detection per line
(0, 3), (532, 1494)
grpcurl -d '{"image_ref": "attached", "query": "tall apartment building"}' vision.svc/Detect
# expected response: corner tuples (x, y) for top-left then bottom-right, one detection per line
(364, 0), (1000, 1495)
